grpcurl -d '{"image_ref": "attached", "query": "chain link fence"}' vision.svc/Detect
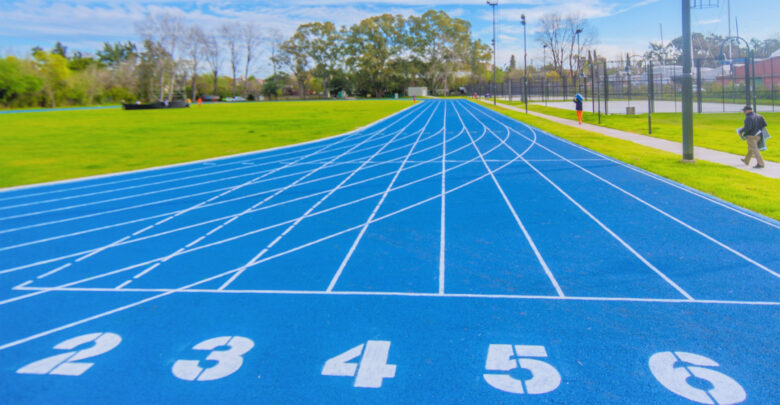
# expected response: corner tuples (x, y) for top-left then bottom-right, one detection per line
(466, 54), (779, 115)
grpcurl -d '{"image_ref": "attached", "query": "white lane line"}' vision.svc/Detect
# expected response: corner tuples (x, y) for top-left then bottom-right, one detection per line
(460, 103), (694, 300)
(469, 102), (780, 281)
(533, 131), (780, 229)
(20, 105), (424, 286)
(0, 108), (437, 237)
(327, 103), (442, 292)
(0, 102), (422, 203)
(13, 285), (780, 306)
(453, 101), (565, 297)
(129, 102), (438, 287)
(218, 103), (440, 290)
(0, 131), (520, 354)
(36, 263), (71, 280)
(115, 280), (132, 289)
(0, 120), (476, 278)
(439, 100), (448, 295)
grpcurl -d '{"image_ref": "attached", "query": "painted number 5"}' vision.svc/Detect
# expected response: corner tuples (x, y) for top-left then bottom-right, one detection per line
(483, 344), (561, 395)
(172, 336), (254, 382)
(17, 332), (122, 376)
(649, 351), (746, 404)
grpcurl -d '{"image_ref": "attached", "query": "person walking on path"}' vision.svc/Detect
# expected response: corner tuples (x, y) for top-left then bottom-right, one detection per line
(738, 105), (768, 169)
(573, 93), (584, 125)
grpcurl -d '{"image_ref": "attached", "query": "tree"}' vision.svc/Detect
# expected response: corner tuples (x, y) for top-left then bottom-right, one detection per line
(136, 13), (184, 100)
(267, 29), (285, 76)
(535, 13), (595, 96)
(344, 14), (405, 98)
(52, 42), (68, 58)
(509, 54), (517, 72)
(185, 25), (206, 100)
(241, 22), (262, 97)
(97, 41), (137, 67)
(294, 22), (343, 97)
(407, 10), (473, 95)
(33, 51), (71, 107)
(0, 56), (43, 107)
(261, 72), (290, 100)
(220, 24), (241, 97)
(203, 32), (221, 96)
(460, 39), (492, 87)
(278, 31), (310, 97)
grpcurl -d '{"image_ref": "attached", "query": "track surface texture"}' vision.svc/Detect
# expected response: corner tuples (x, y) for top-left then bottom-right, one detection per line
(0, 99), (778, 404)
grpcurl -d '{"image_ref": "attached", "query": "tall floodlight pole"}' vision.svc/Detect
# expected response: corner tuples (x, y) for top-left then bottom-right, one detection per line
(522, 14), (528, 113)
(487, 0), (498, 105)
(681, 0), (694, 162)
(576, 28), (583, 95)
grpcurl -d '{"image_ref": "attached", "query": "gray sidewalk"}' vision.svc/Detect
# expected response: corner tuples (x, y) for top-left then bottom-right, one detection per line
(483, 100), (780, 179)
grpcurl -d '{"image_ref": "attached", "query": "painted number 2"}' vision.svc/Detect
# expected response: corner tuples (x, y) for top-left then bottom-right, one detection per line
(483, 344), (561, 395)
(322, 340), (396, 388)
(172, 336), (254, 382)
(649, 351), (746, 405)
(17, 332), (122, 376)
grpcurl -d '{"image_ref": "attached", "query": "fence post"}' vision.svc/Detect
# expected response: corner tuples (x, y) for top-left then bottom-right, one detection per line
(603, 60), (609, 115)
(590, 52), (596, 113)
(648, 62), (653, 134)
(696, 59), (703, 113)
(751, 53), (757, 112)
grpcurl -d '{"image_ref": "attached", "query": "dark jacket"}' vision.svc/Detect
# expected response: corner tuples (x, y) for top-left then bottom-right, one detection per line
(573, 99), (583, 111)
(740, 112), (767, 137)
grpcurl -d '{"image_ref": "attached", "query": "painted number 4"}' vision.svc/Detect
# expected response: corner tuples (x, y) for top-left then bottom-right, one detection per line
(483, 344), (561, 395)
(322, 340), (396, 388)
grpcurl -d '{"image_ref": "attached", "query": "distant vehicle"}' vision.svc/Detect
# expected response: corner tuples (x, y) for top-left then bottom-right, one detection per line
(201, 95), (220, 102)
(223, 96), (246, 102)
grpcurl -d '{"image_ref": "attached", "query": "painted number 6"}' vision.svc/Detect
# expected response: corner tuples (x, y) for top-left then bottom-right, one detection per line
(172, 336), (254, 382)
(483, 344), (561, 395)
(649, 351), (746, 404)
(17, 332), (122, 376)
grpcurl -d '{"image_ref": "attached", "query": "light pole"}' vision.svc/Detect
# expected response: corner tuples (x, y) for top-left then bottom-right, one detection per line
(521, 14), (528, 113)
(543, 44), (548, 106)
(487, 0), (498, 105)
(681, 0), (694, 162)
(575, 28), (583, 95)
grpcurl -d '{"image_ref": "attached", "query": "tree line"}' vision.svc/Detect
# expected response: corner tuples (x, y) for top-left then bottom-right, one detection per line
(0, 10), (492, 108)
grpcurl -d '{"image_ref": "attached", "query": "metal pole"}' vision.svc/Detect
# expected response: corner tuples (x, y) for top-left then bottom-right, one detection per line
(603, 59), (609, 115)
(648, 62), (653, 134)
(488, 0), (498, 106)
(696, 59), (702, 113)
(522, 14), (528, 113)
(590, 51), (596, 113)
(751, 52), (757, 112)
(681, 0), (694, 161)
(744, 47), (750, 106)
(772, 56), (775, 111)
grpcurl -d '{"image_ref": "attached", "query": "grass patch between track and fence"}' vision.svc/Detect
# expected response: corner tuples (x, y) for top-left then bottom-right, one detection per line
(0, 100), (412, 188)
(477, 100), (780, 220)
(500, 101), (780, 163)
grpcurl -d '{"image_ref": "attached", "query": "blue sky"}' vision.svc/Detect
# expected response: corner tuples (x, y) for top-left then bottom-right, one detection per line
(0, 0), (777, 77)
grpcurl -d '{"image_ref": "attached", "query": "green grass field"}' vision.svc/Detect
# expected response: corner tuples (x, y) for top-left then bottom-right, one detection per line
(501, 101), (780, 162)
(478, 100), (780, 220)
(0, 100), (411, 188)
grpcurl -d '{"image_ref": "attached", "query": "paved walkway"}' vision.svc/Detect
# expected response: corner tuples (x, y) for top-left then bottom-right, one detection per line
(484, 100), (780, 179)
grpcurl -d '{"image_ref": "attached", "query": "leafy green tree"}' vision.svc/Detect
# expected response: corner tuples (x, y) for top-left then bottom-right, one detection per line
(344, 14), (405, 98)
(294, 22), (343, 97)
(278, 31), (311, 97)
(97, 41), (137, 67)
(407, 10), (473, 95)
(33, 51), (71, 107)
(0, 56), (43, 107)
(261, 72), (290, 100)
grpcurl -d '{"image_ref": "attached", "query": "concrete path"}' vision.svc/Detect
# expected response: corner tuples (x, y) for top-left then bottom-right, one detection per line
(483, 100), (780, 179)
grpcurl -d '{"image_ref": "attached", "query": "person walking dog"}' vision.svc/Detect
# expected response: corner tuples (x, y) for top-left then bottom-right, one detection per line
(573, 93), (584, 125)
(738, 105), (768, 169)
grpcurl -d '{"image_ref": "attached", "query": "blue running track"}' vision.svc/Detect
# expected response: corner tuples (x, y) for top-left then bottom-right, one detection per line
(0, 99), (778, 403)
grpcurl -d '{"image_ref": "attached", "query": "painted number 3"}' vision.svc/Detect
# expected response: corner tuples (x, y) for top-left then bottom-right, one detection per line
(172, 336), (254, 382)
(483, 344), (561, 395)
(17, 332), (122, 376)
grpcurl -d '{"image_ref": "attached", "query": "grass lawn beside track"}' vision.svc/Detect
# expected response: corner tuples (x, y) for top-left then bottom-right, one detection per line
(0, 100), (411, 188)
(500, 100), (780, 162)
(476, 100), (780, 220)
